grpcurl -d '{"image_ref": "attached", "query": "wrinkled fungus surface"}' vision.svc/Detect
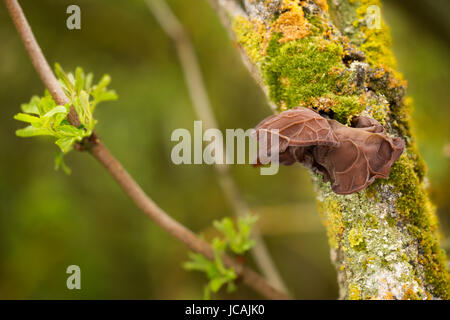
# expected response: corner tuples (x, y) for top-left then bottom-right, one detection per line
(255, 107), (405, 194)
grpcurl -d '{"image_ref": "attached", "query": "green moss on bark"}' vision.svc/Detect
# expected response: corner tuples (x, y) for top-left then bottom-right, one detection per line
(388, 156), (450, 298)
(263, 34), (353, 115)
(232, 0), (449, 299)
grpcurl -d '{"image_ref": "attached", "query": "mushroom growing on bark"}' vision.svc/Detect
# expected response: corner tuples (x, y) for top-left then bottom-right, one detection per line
(254, 107), (405, 195)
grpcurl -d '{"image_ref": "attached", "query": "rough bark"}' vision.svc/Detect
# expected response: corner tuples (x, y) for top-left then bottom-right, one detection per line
(211, 0), (449, 299)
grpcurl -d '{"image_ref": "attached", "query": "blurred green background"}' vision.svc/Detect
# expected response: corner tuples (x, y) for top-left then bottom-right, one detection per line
(0, 0), (448, 299)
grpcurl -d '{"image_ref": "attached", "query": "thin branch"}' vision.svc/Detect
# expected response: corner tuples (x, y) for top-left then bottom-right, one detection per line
(3, 0), (290, 300)
(146, 0), (289, 295)
(4, 0), (80, 126)
(207, 0), (246, 30)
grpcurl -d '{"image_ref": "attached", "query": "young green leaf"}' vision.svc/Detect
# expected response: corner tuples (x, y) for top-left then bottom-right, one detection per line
(20, 96), (40, 114)
(55, 136), (78, 153)
(14, 63), (118, 162)
(74, 67), (84, 95)
(42, 105), (68, 119)
(16, 126), (52, 137)
(183, 214), (256, 299)
(85, 73), (93, 92)
(14, 113), (42, 124)
(54, 152), (72, 175)
(54, 63), (74, 97)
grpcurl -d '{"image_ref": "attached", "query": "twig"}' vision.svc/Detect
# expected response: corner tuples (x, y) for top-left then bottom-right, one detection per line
(3, 0), (290, 300)
(146, 0), (289, 295)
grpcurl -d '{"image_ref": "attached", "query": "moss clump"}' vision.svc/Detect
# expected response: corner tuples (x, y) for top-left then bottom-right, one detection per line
(387, 155), (450, 299)
(233, 2), (370, 124)
(408, 143), (427, 183)
(307, 14), (326, 34)
(330, 94), (365, 124)
(264, 34), (355, 111)
(388, 156), (431, 228)
(394, 97), (428, 182)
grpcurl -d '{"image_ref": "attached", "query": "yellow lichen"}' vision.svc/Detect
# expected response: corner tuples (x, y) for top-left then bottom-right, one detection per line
(348, 225), (366, 250)
(349, 284), (361, 300)
(232, 16), (268, 64)
(318, 199), (344, 249)
(353, 0), (398, 71)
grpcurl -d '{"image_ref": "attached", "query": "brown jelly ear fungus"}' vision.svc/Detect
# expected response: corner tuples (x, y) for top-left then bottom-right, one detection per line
(254, 107), (405, 195)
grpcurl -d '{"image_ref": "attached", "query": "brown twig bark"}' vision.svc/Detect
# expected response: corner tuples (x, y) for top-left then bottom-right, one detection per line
(3, 0), (290, 300)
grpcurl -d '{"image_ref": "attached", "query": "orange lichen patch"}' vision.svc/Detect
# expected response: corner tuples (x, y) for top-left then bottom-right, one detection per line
(384, 291), (394, 300)
(373, 68), (384, 79)
(273, 2), (311, 43)
(402, 285), (418, 300)
(387, 71), (406, 88)
(313, 0), (329, 12)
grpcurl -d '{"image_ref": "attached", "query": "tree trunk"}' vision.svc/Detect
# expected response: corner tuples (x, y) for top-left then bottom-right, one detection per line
(211, 0), (449, 299)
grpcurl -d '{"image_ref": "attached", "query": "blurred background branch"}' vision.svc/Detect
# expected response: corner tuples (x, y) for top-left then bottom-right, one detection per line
(146, 0), (289, 295)
(387, 0), (450, 46)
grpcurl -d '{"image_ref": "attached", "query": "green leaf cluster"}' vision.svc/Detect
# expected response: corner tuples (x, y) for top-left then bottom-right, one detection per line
(14, 64), (118, 172)
(55, 63), (118, 132)
(183, 214), (258, 299)
(14, 64), (117, 154)
(14, 92), (76, 153)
